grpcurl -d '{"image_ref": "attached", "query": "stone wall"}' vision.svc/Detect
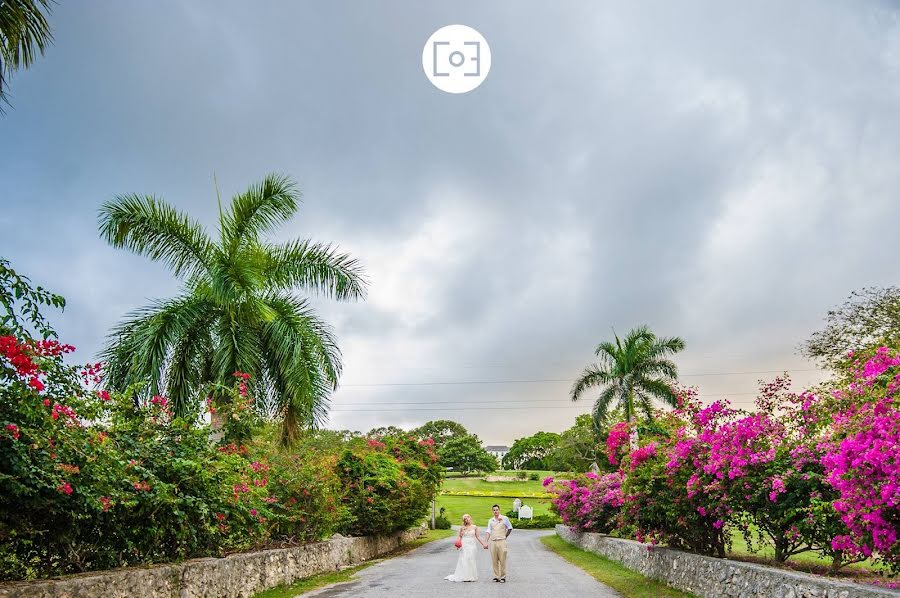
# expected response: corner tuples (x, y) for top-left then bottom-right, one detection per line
(0, 527), (424, 598)
(555, 525), (899, 598)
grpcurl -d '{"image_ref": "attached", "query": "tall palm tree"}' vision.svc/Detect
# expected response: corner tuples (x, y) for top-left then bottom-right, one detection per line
(98, 174), (366, 444)
(0, 0), (54, 110)
(571, 326), (684, 448)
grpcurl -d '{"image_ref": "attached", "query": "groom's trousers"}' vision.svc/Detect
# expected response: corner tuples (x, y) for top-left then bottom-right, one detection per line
(490, 539), (507, 578)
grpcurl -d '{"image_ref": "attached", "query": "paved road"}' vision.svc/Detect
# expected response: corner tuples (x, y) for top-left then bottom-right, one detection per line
(301, 529), (621, 598)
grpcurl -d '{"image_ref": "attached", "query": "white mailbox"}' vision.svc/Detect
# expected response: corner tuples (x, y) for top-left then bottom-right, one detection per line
(512, 498), (522, 513)
(518, 505), (533, 519)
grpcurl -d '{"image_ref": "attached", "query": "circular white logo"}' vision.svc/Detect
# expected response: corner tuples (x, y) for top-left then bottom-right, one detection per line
(422, 25), (491, 94)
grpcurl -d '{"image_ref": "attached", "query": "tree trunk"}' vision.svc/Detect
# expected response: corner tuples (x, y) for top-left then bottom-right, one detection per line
(209, 408), (225, 444)
(830, 550), (843, 572)
(773, 538), (786, 563)
(627, 389), (638, 450)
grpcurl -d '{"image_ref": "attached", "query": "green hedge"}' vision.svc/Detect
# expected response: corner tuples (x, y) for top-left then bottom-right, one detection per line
(512, 514), (562, 529)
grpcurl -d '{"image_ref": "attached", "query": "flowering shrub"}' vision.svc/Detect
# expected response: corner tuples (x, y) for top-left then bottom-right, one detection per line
(336, 433), (441, 536)
(545, 471), (623, 533)
(620, 414), (731, 557)
(820, 347), (900, 572)
(0, 331), (435, 580)
(606, 422), (629, 465)
(545, 352), (900, 577)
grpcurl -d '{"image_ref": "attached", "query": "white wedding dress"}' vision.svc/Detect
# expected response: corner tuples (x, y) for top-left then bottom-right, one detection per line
(444, 527), (480, 582)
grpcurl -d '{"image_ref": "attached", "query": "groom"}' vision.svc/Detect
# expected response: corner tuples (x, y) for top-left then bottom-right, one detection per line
(485, 504), (513, 583)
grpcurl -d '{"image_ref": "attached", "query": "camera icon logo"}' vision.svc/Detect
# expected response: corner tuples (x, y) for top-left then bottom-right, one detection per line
(422, 25), (491, 94)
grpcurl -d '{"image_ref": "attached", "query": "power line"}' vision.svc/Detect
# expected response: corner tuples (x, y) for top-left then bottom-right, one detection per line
(336, 369), (820, 389)
(330, 391), (763, 407)
(330, 405), (596, 412)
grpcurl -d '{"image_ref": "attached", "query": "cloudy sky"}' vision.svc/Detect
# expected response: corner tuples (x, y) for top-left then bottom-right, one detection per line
(2, 1), (899, 445)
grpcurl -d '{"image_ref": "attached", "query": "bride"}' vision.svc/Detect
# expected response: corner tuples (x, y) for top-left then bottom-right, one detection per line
(444, 514), (487, 582)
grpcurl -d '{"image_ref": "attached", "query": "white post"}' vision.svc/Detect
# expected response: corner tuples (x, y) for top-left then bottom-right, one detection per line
(431, 498), (435, 529)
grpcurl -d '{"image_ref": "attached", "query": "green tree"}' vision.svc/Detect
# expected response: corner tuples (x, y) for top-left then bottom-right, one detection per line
(0, 257), (65, 339)
(0, 0), (54, 111)
(439, 434), (497, 473)
(546, 414), (601, 472)
(98, 174), (366, 444)
(571, 326), (684, 448)
(366, 425), (407, 439)
(801, 286), (900, 369)
(502, 431), (560, 470)
(413, 419), (468, 448)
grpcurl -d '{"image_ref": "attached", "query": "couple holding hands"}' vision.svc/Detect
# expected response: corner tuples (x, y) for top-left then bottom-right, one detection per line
(444, 504), (513, 584)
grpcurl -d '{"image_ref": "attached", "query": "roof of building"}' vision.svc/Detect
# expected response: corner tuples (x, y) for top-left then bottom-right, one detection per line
(484, 445), (509, 451)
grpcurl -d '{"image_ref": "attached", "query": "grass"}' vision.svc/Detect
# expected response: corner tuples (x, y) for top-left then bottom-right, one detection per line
(438, 470), (565, 528)
(436, 495), (554, 527)
(540, 535), (693, 598)
(442, 471), (563, 494)
(726, 528), (881, 577)
(252, 528), (455, 598)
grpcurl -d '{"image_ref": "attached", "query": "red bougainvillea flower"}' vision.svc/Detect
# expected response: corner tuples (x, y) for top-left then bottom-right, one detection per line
(5, 424), (19, 440)
(97, 390), (111, 401)
(232, 371), (251, 380)
(99, 496), (112, 512)
(28, 377), (45, 392)
(57, 481), (73, 495)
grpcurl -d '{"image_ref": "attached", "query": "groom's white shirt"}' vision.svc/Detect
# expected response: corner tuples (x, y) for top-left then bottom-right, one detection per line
(486, 515), (513, 538)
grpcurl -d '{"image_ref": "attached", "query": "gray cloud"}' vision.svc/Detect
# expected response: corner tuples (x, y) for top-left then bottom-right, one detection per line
(2, 0), (899, 444)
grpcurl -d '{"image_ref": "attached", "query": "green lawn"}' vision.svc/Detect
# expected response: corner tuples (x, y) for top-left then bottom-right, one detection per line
(252, 529), (455, 598)
(438, 470), (563, 527)
(727, 529), (878, 575)
(441, 470), (565, 494)
(436, 495), (553, 527)
(540, 536), (692, 597)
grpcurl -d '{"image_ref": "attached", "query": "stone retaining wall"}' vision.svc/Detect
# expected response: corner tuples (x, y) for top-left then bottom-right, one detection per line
(555, 525), (899, 598)
(0, 527), (424, 598)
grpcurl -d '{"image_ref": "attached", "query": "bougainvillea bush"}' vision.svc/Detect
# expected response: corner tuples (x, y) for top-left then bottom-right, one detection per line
(336, 433), (441, 536)
(544, 471), (622, 533)
(0, 334), (439, 580)
(545, 348), (900, 577)
(819, 347), (900, 573)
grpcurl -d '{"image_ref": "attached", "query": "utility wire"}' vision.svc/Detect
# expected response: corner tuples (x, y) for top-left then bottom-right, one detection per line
(337, 368), (820, 388)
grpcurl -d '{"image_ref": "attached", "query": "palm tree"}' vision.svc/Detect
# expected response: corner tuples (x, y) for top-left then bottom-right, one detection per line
(1, 0), (54, 110)
(571, 326), (684, 448)
(98, 174), (366, 444)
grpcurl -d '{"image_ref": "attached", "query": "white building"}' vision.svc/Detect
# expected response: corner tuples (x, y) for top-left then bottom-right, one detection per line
(484, 445), (509, 464)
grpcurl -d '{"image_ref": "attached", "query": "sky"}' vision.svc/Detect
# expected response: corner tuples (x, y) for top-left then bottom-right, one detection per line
(2, 1), (899, 445)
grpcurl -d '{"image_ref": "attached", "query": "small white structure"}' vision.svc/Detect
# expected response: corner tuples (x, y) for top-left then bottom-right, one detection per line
(485, 445), (509, 464)
(512, 498), (522, 513)
(518, 505), (533, 520)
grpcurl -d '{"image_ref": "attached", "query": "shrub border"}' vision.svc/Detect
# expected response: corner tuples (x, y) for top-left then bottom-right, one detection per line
(0, 527), (425, 598)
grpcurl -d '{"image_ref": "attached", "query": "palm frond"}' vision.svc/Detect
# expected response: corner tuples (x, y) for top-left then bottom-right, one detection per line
(98, 194), (215, 279)
(636, 377), (679, 408)
(591, 384), (619, 426)
(571, 364), (612, 402)
(221, 173), (299, 252)
(101, 294), (211, 401)
(0, 0), (53, 108)
(262, 292), (342, 443)
(261, 239), (367, 300)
